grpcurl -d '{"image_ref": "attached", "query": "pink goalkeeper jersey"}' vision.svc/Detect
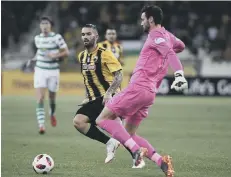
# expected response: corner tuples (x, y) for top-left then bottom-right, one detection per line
(130, 27), (184, 92)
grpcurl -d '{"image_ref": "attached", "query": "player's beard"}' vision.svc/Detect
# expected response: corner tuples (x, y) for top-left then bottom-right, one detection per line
(143, 23), (150, 33)
(84, 39), (95, 49)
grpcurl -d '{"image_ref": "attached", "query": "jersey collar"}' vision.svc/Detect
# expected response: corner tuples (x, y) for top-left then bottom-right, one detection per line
(149, 26), (165, 33)
(85, 45), (99, 55)
(40, 32), (55, 37)
(105, 40), (116, 46)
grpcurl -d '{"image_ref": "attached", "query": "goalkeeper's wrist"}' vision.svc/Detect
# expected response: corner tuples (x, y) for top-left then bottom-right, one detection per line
(174, 70), (184, 77)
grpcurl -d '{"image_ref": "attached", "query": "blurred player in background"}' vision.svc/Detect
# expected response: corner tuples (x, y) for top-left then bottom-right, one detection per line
(96, 5), (187, 176)
(28, 16), (69, 134)
(73, 24), (126, 163)
(99, 28), (124, 66)
(99, 28), (125, 95)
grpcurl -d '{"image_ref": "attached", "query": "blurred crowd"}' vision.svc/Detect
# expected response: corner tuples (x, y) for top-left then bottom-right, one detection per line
(58, 1), (231, 61)
(2, 1), (231, 61)
(2, 2), (48, 49)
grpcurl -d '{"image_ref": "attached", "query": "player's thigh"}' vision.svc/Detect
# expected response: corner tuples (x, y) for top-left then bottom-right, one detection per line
(125, 104), (150, 135)
(47, 75), (59, 93)
(75, 97), (104, 125)
(34, 69), (47, 89)
(95, 106), (118, 125)
(106, 84), (152, 118)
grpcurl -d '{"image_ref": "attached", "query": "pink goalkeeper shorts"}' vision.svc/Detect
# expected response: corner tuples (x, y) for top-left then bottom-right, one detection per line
(106, 84), (156, 126)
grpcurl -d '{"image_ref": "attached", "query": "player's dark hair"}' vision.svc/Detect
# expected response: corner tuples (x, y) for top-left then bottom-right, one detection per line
(83, 24), (98, 33)
(40, 16), (54, 26)
(106, 27), (116, 31)
(141, 5), (163, 25)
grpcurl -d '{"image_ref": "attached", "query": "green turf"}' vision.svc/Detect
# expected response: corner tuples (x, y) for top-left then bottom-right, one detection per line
(2, 96), (231, 177)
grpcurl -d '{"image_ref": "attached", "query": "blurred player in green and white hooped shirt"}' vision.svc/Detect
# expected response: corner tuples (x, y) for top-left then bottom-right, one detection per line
(29, 16), (69, 134)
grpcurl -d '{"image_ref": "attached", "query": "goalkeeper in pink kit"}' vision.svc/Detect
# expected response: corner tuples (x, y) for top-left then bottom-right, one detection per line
(96, 5), (188, 177)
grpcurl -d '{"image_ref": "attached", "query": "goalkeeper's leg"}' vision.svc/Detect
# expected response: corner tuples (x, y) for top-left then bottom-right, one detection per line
(125, 113), (174, 176)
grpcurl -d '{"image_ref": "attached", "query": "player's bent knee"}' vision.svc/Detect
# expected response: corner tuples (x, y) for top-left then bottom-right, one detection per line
(96, 107), (117, 125)
(73, 115), (81, 128)
(73, 114), (88, 129)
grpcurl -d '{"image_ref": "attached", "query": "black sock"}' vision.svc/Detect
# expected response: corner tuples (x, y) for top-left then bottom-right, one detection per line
(85, 124), (110, 144)
(125, 146), (135, 159)
(50, 100), (56, 116)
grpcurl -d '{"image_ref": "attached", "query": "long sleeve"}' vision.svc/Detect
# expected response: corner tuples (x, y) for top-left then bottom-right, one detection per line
(169, 32), (185, 53)
(168, 49), (183, 72)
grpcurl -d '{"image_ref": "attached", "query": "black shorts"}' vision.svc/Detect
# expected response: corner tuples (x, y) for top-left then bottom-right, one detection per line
(76, 97), (104, 124)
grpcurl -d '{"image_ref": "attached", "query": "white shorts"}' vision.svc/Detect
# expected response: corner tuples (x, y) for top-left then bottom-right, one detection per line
(34, 67), (60, 92)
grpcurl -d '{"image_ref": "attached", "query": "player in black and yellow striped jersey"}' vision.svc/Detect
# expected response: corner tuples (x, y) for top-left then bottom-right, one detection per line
(98, 28), (124, 66)
(77, 46), (121, 101)
(73, 24), (131, 164)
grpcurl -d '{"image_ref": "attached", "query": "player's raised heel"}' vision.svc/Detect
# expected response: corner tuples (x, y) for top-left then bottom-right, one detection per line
(105, 138), (120, 163)
(132, 159), (145, 168)
(133, 147), (148, 167)
(39, 126), (45, 134)
(50, 115), (57, 127)
(161, 155), (175, 177)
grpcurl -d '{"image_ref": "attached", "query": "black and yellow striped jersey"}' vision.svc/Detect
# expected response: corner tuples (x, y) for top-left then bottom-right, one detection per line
(78, 45), (122, 101)
(98, 40), (123, 64)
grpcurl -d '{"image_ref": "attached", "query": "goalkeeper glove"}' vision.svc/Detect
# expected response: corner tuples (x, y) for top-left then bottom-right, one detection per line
(171, 70), (188, 92)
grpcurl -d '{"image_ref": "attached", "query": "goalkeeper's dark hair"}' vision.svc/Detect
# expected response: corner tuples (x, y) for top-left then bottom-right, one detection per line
(40, 16), (54, 26)
(141, 5), (163, 25)
(83, 24), (98, 34)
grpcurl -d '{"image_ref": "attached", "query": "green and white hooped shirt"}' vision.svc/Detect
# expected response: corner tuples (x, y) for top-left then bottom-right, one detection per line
(34, 32), (67, 70)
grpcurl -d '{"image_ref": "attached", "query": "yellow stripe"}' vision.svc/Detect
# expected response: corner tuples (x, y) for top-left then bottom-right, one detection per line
(82, 52), (95, 100)
(89, 69), (105, 97)
(92, 50), (108, 95)
(89, 50), (106, 98)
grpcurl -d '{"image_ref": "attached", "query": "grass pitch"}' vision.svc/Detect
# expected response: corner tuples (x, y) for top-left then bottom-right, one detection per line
(2, 96), (231, 177)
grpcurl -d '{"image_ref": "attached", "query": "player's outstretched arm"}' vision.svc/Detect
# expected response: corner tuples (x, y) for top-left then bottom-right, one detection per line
(169, 32), (185, 53)
(173, 37), (185, 53)
(150, 33), (187, 92)
(102, 50), (123, 104)
(168, 49), (183, 72)
(168, 50), (188, 92)
(107, 70), (123, 94)
(170, 70), (188, 92)
(103, 70), (123, 104)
